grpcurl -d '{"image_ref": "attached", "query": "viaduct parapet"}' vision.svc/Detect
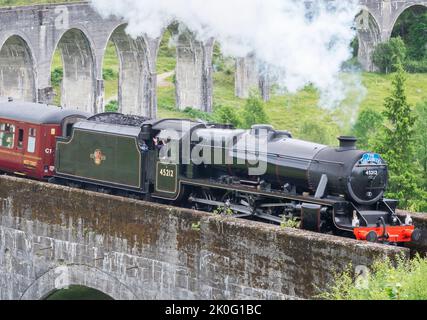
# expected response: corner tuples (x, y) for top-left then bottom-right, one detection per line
(0, 1), (425, 116)
(0, 176), (410, 300)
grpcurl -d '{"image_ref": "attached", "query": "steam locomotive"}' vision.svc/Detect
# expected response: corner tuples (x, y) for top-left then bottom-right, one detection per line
(0, 100), (421, 244)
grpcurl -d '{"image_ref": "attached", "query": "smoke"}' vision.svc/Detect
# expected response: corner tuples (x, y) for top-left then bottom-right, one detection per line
(91, 0), (362, 108)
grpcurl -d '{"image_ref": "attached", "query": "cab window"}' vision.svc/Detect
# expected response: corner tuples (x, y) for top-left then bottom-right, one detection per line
(27, 128), (36, 153)
(0, 123), (15, 149)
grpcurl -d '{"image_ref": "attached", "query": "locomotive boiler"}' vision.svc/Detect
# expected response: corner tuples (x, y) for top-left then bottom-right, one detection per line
(192, 125), (387, 206)
(184, 124), (420, 243)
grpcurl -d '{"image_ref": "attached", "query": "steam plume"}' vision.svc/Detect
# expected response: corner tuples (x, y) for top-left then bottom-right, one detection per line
(91, 0), (362, 108)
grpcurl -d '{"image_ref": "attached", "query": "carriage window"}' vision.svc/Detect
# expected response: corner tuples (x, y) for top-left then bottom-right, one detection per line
(17, 129), (24, 148)
(0, 122), (15, 149)
(27, 128), (36, 153)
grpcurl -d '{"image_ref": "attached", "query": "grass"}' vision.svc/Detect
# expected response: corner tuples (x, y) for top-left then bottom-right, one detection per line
(157, 68), (427, 144)
(321, 255), (427, 300)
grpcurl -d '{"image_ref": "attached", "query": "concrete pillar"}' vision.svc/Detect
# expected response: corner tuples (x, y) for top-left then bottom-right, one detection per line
(95, 79), (104, 114)
(175, 31), (214, 112)
(0, 36), (36, 102)
(142, 35), (160, 119)
(235, 55), (258, 99)
(58, 29), (96, 113)
(356, 10), (381, 72)
(259, 73), (270, 102)
(109, 26), (158, 118)
(235, 54), (270, 101)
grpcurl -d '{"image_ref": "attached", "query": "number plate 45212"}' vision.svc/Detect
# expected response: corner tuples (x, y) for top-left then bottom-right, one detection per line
(160, 168), (174, 178)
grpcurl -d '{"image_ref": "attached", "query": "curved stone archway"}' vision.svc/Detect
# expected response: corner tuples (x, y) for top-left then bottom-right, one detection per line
(355, 8), (381, 71)
(105, 24), (152, 116)
(389, 3), (427, 40)
(0, 35), (36, 102)
(20, 264), (138, 300)
(52, 28), (96, 113)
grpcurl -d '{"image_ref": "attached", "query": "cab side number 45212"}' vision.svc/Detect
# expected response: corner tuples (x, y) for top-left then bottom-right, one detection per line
(160, 168), (174, 178)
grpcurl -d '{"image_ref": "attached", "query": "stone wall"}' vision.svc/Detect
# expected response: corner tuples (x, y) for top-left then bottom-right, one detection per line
(398, 210), (427, 254)
(0, 176), (408, 300)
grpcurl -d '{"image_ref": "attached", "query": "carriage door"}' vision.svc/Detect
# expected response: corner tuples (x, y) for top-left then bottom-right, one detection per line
(15, 125), (26, 173)
(23, 127), (38, 175)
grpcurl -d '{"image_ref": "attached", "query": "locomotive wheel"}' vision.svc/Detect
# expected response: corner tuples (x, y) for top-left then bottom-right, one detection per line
(190, 189), (215, 212)
(221, 191), (240, 215)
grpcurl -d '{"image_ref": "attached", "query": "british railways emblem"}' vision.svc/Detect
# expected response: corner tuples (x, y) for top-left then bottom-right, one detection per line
(90, 149), (106, 165)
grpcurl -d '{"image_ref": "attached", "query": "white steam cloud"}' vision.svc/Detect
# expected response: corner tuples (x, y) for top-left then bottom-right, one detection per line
(91, 0), (362, 108)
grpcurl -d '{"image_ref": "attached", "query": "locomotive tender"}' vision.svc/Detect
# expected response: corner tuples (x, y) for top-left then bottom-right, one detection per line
(0, 101), (421, 244)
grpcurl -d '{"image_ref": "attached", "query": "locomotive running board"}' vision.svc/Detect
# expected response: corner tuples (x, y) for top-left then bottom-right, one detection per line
(188, 196), (253, 217)
(188, 196), (284, 224)
(181, 179), (338, 207)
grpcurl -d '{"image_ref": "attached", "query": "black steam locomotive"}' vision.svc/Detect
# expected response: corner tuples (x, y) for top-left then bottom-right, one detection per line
(51, 112), (420, 244)
(0, 100), (418, 244)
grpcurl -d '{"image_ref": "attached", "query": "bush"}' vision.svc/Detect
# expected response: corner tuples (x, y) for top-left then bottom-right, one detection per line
(241, 94), (269, 129)
(404, 59), (427, 73)
(51, 67), (63, 87)
(298, 120), (337, 145)
(342, 57), (362, 71)
(392, 10), (427, 61)
(351, 108), (384, 150)
(182, 107), (213, 122)
(321, 255), (427, 300)
(212, 105), (241, 127)
(372, 37), (407, 73)
(103, 68), (118, 81)
(105, 100), (118, 112)
(415, 101), (427, 188)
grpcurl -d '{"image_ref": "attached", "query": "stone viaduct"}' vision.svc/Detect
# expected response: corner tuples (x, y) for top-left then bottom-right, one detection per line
(0, 1), (425, 117)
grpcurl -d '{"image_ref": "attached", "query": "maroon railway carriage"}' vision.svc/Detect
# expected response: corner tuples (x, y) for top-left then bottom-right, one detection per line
(0, 100), (89, 180)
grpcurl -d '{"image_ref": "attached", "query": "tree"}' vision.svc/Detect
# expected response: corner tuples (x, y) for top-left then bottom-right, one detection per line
(212, 104), (241, 128)
(372, 37), (407, 73)
(299, 120), (336, 145)
(414, 101), (427, 188)
(241, 94), (269, 129)
(351, 109), (384, 150)
(373, 63), (424, 211)
(392, 9), (427, 60)
(406, 12), (427, 60)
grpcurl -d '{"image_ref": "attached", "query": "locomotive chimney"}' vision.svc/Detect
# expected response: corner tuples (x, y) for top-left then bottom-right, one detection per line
(338, 136), (357, 150)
